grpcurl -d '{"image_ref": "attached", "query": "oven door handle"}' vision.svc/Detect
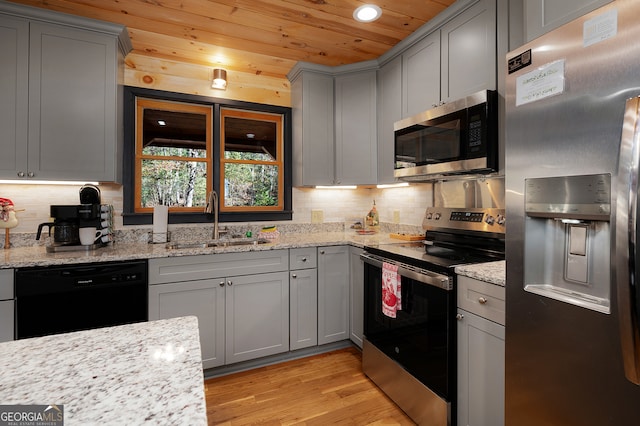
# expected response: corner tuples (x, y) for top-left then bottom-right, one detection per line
(360, 253), (453, 291)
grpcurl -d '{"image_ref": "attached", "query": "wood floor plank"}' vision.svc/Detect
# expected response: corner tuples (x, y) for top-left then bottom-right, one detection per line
(205, 347), (416, 425)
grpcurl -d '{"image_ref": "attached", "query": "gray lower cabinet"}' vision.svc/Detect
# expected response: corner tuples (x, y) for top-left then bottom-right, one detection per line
(225, 271), (289, 364)
(348, 247), (364, 348)
(524, 0), (612, 42)
(0, 3), (130, 182)
(149, 278), (225, 369)
(317, 245), (350, 345)
(457, 276), (505, 426)
(0, 269), (14, 342)
(289, 248), (318, 350)
(148, 250), (290, 369)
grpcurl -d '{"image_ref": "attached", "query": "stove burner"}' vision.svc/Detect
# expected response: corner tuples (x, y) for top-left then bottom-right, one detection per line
(425, 245), (465, 261)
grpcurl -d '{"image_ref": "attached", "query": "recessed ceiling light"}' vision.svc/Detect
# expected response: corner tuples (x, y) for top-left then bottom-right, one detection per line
(353, 4), (382, 23)
(157, 120), (166, 126)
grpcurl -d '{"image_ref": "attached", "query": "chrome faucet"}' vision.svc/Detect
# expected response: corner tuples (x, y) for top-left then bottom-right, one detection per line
(205, 190), (220, 239)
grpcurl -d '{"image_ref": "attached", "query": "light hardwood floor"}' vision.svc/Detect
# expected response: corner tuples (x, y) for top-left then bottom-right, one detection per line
(204, 347), (416, 425)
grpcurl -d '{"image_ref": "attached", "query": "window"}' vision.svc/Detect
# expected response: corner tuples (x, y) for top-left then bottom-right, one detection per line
(135, 98), (212, 213)
(220, 108), (283, 212)
(122, 87), (292, 225)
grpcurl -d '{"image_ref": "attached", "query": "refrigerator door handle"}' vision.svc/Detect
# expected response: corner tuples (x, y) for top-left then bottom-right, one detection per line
(616, 96), (640, 385)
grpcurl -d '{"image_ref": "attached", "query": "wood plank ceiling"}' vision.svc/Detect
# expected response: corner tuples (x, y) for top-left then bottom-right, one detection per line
(7, 0), (456, 79)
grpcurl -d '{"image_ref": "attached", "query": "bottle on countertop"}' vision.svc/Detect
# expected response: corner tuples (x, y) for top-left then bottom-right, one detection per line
(366, 200), (380, 232)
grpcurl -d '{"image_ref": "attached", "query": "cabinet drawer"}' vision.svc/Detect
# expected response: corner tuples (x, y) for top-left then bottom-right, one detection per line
(149, 250), (289, 284)
(457, 275), (505, 325)
(0, 269), (13, 300)
(289, 247), (317, 270)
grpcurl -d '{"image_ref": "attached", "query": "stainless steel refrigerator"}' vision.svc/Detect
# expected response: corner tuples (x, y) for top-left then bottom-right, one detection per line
(505, 0), (640, 424)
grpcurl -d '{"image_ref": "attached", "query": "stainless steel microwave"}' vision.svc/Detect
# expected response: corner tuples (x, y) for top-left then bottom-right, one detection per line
(393, 90), (498, 181)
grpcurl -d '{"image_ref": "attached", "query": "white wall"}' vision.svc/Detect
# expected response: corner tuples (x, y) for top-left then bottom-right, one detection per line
(0, 182), (433, 235)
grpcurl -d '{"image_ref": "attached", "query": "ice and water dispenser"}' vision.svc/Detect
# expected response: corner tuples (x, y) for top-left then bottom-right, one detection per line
(524, 174), (611, 314)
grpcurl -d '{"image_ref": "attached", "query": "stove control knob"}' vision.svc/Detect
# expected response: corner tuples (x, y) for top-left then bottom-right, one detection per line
(497, 214), (506, 225)
(433, 213), (441, 220)
(425, 212), (433, 220)
(485, 215), (495, 225)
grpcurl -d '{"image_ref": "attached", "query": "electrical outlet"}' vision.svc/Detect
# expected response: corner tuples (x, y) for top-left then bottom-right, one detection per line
(311, 209), (324, 224)
(393, 210), (400, 224)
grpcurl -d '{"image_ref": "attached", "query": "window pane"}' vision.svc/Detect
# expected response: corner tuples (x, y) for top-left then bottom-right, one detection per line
(224, 163), (279, 207)
(223, 117), (277, 161)
(141, 159), (208, 208)
(142, 109), (207, 158)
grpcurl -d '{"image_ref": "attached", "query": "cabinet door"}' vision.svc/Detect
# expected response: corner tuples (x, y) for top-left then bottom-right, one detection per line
(225, 271), (289, 363)
(441, 0), (497, 102)
(290, 268), (318, 350)
(0, 15), (28, 179)
(318, 245), (350, 345)
(457, 308), (505, 426)
(334, 70), (377, 185)
(349, 247), (364, 348)
(377, 56), (402, 184)
(292, 71), (335, 186)
(403, 30), (441, 117)
(0, 300), (14, 343)
(524, 0), (612, 42)
(149, 279), (226, 369)
(28, 21), (118, 181)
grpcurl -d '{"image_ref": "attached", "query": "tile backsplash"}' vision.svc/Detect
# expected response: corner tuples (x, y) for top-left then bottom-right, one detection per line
(0, 182), (433, 246)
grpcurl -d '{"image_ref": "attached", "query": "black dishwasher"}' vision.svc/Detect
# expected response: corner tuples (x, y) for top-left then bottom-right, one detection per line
(15, 260), (148, 339)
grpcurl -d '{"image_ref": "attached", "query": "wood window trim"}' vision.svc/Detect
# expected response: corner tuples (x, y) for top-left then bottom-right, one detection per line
(134, 98), (213, 214)
(122, 86), (293, 226)
(220, 108), (284, 212)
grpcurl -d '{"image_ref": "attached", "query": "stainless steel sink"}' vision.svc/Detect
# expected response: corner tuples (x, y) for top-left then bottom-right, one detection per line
(165, 238), (269, 250)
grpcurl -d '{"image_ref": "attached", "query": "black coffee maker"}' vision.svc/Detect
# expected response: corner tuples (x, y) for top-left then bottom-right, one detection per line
(36, 185), (102, 248)
(36, 204), (101, 246)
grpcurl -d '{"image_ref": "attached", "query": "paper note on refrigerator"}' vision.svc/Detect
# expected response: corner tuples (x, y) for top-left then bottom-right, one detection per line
(515, 60), (565, 106)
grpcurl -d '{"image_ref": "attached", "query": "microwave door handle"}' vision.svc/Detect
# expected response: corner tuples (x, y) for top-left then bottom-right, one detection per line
(616, 95), (640, 385)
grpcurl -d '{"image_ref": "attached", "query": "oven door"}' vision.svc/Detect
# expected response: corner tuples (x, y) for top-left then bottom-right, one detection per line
(361, 253), (456, 401)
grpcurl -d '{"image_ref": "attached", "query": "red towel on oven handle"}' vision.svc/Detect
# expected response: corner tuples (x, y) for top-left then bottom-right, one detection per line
(382, 262), (401, 318)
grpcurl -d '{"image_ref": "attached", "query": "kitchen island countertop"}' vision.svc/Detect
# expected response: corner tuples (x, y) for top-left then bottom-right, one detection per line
(0, 316), (207, 425)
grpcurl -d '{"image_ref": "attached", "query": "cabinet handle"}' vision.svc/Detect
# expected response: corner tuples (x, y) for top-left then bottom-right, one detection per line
(27, 172), (35, 178)
(320, 250), (325, 255)
(478, 297), (488, 304)
(219, 281), (225, 287)
(456, 313), (464, 320)
(17, 171), (25, 178)
(227, 280), (232, 286)
(292, 273), (297, 278)
(301, 257), (307, 262)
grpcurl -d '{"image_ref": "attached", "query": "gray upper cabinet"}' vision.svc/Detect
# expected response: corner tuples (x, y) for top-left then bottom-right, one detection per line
(377, 56), (402, 184)
(402, 0), (496, 115)
(524, 0), (612, 42)
(334, 70), (377, 185)
(290, 70), (335, 186)
(0, 15), (28, 180)
(402, 30), (441, 117)
(441, 0), (497, 102)
(0, 3), (130, 182)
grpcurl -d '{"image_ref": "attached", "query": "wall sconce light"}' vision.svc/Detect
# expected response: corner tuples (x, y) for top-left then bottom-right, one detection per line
(212, 68), (227, 90)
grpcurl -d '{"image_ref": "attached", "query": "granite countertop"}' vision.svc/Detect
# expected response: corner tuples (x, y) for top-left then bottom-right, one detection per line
(0, 316), (207, 425)
(455, 260), (506, 286)
(0, 231), (394, 269)
(1, 232), (506, 285)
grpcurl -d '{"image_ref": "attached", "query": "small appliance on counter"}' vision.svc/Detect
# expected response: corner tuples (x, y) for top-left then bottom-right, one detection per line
(36, 185), (114, 252)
